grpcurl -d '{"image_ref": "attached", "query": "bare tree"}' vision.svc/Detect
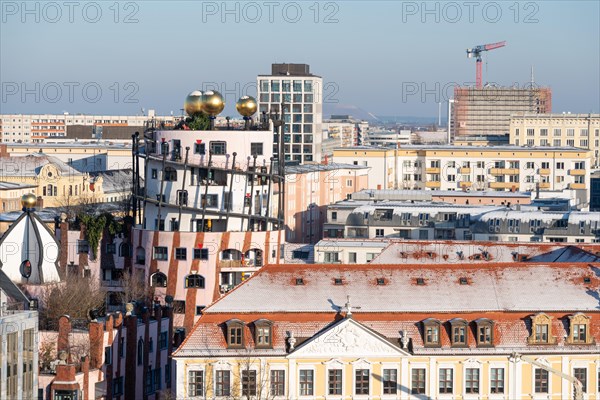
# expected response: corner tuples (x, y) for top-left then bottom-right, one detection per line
(39, 273), (106, 329)
(116, 268), (152, 305)
(55, 192), (100, 222)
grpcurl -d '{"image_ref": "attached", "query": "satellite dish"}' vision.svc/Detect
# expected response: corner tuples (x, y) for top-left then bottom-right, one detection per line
(165, 295), (174, 304)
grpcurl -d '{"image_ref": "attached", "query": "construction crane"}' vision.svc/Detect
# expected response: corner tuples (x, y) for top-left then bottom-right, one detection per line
(466, 41), (506, 88)
(509, 353), (583, 400)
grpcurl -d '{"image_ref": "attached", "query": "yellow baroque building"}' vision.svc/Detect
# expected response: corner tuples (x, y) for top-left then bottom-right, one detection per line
(174, 262), (600, 400)
(0, 153), (103, 208)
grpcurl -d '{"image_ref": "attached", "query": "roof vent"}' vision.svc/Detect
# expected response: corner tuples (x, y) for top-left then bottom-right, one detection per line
(295, 278), (304, 285)
(416, 278), (425, 286)
(459, 277), (468, 285)
(583, 277), (591, 284)
(334, 278), (343, 285)
(376, 278), (385, 285)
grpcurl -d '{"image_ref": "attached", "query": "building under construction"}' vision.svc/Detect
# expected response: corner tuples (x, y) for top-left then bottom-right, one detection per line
(451, 86), (552, 140)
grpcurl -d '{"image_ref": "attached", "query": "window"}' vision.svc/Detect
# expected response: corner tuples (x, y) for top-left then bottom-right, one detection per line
(104, 346), (112, 365)
(137, 338), (144, 366)
(328, 369), (342, 395)
(423, 319), (440, 347)
(439, 368), (453, 394)
(106, 243), (116, 254)
(210, 141), (227, 155)
(185, 275), (205, 288)
(270, 370), (285, 396)
(177, 190), (188, 206)
(355, 369), (369, 395)
(569, 313), (591, 343)
(193, 248), (209, 260)
(529, 313), (555, 344)
(175, 247), (187, 260)
(151, 272), (167, 287)
(348, 252), (357, 263)
(172, 300), (185, 313)
(164, 167), (177, 181)
(411, 368), (426, 394)
(375, 228), (384, 237)
(188, 370), (204, 396)
(159, 331), (168, 350)
(574, 368), (587, 392)
(535, 324), (549, 343)
(556, 161), (565, 169)
(77, 240), (89, 254)
(250, 142), (263, 155)
(299, 369), (314, 396)
(193, 142), (206, 155)
(534, 369), (549, 393)
(201, 194), (218, 207)
(215, 370), (231, 397)
(465, 368), (480, 394)
(254, 321), (272, 348)
(450, 319), (467, 346)
(242, 370), (257, 397)
(476, 319), (493, 346)
(113, 376), (124, 396)
(383, 368), (397, 394)
(226, 320), (243, 348)
(153, 246), (168, 261)
(324, 252), (339, 263)
(490, 368), (504, 394)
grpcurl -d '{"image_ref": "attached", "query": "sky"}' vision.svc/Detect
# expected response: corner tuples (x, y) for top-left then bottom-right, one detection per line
(1, 1), (599, 118)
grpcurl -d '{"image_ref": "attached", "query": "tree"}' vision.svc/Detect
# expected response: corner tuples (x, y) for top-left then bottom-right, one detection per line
(187, 114), (211, 131)
(116, 268), (152, 305)
(38, 273), (106, 330)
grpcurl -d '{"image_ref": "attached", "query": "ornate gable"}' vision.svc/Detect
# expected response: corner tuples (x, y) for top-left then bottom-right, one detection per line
(288, 318), (408, 359)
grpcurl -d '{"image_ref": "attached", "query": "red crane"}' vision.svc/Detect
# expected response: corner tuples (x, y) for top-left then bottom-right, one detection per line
(466, 41), (506, 88)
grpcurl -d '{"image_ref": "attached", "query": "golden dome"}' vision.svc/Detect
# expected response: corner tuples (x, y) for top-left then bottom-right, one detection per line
(202, 90), (225, 116)
(184, 90), (204, 116)
(21, 193), (37, 209)
(236, 96), (258, 117)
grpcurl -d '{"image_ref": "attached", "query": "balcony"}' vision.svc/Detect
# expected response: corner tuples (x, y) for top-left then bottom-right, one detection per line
(538, 182), (551, 189)
(425, 181), (441, 188)
(459, 167), (471, 174)
(459, 181), (472, 188)
(569, 183), (586, 190)
(538, 168), (551, 175)
(489, 168), (520, 175)
(218, 260), (244, 269)
(426, 167), (440, 174)
(489, 182), (519, 190)
(568, 169), (586, 176)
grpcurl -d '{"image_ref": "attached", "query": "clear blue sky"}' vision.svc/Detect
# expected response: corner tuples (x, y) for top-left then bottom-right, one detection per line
(1, 1), (598, 117)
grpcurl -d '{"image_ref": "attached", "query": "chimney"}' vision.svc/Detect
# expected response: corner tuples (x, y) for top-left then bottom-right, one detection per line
(535, 182), (540, 199)
(88, 321), (104, 369)
(57, 315), (72, 355)
(59, 215), (69, 278)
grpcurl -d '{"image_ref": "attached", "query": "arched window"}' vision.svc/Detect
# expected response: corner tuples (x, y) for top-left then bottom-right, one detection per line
(137, 338), (144, 366)
(422, 318), (441, 347)
(119, 243), (131, 257)
(150, 272), (167, 288)
(185, 274), (205, 289)
(225, 319), (244, 348)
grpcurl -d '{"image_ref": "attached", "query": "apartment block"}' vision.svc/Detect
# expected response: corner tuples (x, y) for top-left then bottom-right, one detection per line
(333, 145), (591, 207)
(510, 113), (600, 165)
(257, 63), (323, 163)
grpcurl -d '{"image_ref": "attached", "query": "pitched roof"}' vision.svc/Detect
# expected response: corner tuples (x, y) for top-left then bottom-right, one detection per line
(204, 263), (600, 314)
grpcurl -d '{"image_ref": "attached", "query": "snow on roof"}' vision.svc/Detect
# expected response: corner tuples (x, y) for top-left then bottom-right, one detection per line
(370, 242), (600, 265)
(205, 263), (600, 314)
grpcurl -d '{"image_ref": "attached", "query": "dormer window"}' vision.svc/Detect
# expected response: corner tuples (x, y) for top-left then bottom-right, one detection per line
(449, 318), (468, 347)
(295, 278), (304, 285)
(376, 278), (385, 286)
(475, 319), (494, 347)
(422, 319), (441, 347)
(568, 313), (593, 344)
(254, 319), (272, 348)
(528, 313), (556, 345)
(225, 320), (244, 348)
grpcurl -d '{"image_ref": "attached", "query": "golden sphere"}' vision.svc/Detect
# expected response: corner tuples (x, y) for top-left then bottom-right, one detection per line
(236, 96), (258, 117)
(202, 90), (225, 116)
(184, 90), (204, 116)
(21, 193), (37, 209)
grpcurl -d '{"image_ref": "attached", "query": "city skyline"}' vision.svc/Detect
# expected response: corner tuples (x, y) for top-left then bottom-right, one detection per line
(1, 1), (598, 118)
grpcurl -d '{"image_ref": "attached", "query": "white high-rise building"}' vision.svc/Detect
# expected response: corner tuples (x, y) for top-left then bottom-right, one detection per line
(257, 63), (323, 163)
